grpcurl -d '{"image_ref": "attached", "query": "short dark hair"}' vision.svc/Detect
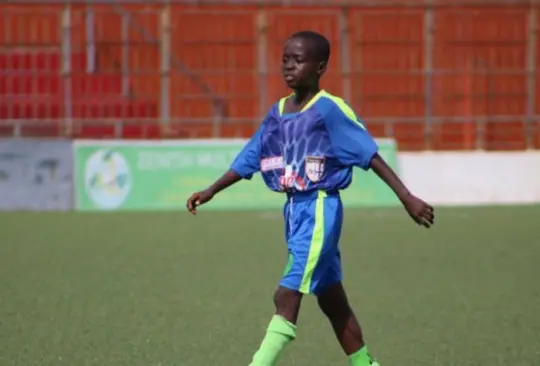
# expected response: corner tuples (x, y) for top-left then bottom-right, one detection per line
(290, 30), (331, 64)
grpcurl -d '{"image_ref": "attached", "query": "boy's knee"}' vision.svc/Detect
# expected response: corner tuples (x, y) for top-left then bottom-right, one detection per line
(273, 286), (303, 322)
(317, 283), (351, 319)
(318, 295), (348, 319)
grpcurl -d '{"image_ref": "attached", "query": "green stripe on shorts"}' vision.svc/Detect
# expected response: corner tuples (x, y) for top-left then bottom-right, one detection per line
(299, 191), (327, 293)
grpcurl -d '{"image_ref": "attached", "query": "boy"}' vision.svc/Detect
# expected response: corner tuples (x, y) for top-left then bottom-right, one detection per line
(186, 30), (435, 366)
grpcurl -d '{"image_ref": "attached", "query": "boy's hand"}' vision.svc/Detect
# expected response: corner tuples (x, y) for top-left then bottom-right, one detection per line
(400, 193), (434, 228)
(369, 154), (434, 228)
(185, 169), (243, 215)
(186, 189), (214, 215)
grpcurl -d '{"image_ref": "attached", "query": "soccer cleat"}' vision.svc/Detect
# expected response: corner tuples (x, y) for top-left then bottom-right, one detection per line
(367, 353), (381, 366)
(366, 350), (379, 366)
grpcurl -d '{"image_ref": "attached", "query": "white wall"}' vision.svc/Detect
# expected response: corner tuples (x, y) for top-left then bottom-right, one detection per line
(399, 151), (540, 205)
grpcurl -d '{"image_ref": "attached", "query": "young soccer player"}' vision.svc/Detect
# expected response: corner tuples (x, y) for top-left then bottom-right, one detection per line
(186, 30), (435, 366)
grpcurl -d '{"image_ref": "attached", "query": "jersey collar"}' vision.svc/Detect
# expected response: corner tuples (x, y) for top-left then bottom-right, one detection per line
(278, 89), (327, 116)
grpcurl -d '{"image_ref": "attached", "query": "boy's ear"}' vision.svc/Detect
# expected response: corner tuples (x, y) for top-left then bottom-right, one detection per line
(318, 61), (328, 75)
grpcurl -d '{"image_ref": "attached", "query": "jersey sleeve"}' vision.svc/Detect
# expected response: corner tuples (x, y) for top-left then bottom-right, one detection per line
(229, 121), (265, 180)
(322, 102), (379, 170)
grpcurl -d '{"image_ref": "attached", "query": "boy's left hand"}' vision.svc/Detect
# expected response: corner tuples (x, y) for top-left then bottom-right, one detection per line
(400, 193), (434, 228)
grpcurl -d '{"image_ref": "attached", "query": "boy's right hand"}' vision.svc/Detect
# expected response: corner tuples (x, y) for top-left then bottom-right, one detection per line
(186, 189), (214, 215)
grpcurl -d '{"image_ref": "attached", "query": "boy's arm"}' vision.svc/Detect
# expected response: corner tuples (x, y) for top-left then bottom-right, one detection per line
(206, 169), (243, 196)
(369, 154), (410, 200)
(186, 123), (264, 215)
(186, 169), (243, 215)
(370, 154), (434, 228)
(323, 103), (434, 227)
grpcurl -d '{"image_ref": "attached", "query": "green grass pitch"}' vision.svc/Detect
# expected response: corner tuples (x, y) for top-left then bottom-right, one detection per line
(1, 205), (539, 366)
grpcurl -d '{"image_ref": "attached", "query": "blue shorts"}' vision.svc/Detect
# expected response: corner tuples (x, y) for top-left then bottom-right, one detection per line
(280, 190), (344, 296)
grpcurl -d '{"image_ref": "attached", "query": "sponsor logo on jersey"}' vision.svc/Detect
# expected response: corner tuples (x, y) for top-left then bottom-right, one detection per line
(261, 156), (285, 172)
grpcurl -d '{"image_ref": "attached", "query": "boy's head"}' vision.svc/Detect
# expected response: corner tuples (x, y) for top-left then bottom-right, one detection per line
(282, 30), (330, 90)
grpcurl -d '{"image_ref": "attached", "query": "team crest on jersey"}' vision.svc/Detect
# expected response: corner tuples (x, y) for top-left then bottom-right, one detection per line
(305, 156), (325, 182)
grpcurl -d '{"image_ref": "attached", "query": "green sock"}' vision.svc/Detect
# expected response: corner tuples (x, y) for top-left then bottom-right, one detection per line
(248, 315), (297, 366)
(350, 346), (378, 366)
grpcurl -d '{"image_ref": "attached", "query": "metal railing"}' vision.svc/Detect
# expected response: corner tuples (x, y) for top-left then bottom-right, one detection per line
(0, 1), (539, 151)
(109, 2), (227, 136)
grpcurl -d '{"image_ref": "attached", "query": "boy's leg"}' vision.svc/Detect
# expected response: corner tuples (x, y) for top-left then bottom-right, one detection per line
(248, 286), (302, 366)
(249, 192), (331, 366)
(309, 194), (380, 365)
(317, 281), (379, 366)
(248, 197), (306, 366)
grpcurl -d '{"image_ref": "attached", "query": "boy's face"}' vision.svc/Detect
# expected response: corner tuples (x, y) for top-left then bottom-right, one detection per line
(282, 37), (325, 89)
